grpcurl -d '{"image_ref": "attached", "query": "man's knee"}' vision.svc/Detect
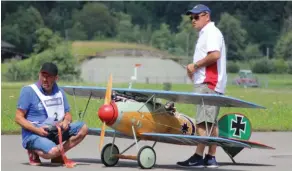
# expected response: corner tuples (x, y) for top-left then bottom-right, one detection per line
(69, 121), (88, 137)
(44, 147), (60, 159)
(196, 122), (217, 135)
(195, 106), (219, 124)
(78, 124), (88, 137)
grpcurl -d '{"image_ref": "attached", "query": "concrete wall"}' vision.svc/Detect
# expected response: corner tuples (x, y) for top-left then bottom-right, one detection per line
(80, 56), (193, 84)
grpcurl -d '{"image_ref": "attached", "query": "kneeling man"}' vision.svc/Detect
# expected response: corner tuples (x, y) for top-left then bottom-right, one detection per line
(15, 62), (88, 166)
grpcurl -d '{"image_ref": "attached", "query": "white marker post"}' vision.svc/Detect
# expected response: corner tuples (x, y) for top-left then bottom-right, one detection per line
(129, 64), (141, 89)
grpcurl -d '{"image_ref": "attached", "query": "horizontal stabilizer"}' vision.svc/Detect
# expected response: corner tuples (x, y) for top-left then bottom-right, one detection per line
(61, 86), (265, 109)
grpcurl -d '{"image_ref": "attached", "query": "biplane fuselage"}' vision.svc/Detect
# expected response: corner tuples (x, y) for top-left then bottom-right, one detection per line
(100, 101), (196, 139)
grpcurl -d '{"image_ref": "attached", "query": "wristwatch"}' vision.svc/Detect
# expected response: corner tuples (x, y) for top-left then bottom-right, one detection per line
(194, 63), (199, 69)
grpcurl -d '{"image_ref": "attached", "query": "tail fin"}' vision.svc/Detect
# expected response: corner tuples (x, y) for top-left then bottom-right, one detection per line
(218, 113), (252, 162)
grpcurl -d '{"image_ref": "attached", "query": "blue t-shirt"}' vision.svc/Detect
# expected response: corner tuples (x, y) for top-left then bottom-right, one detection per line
(17, 82), (70, 148)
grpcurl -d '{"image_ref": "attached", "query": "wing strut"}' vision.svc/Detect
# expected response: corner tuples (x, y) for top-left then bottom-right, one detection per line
(80, 92), (92, 121)
(73, 88), (78, 119)
(201, 98), (215, 137)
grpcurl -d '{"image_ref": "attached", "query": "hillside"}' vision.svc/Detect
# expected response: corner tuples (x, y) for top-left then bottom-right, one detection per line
(71, 41), (178, 62)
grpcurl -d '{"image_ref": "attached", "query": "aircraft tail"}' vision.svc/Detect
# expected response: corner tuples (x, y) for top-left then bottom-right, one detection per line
(218, 113), (252, 160)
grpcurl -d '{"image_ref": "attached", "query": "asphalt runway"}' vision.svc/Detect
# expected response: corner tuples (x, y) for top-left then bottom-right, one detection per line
(2, 132), (292, 171)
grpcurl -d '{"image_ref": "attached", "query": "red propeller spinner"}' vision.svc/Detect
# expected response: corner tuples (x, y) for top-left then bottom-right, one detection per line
(98, 102), (118, 125)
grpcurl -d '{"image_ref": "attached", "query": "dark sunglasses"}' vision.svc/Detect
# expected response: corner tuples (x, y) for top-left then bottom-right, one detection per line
(190, 13), (207, 21)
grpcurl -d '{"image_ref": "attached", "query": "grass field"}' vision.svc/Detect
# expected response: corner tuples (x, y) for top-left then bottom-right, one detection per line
(2, 74), (292, 134)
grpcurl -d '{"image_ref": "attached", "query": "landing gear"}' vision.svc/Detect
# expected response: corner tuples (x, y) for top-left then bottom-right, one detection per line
(100, 127), (157, 169)
(101, 143), (120, 167)
(101, 143), (157, 169)
(138, 146), (156, 169)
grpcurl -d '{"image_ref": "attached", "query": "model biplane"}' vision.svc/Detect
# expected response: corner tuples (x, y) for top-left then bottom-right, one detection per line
(60, 75), (274, 169)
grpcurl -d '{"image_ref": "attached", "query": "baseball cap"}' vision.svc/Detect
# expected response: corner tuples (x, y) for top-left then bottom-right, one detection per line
(186, 4), (211, 15)
(40, 62), (58, 76)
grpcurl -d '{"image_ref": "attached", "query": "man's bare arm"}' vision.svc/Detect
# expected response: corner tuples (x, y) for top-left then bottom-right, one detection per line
(196, 51), (220, 68)
(15, 109), (41, 134)
(63, 112), (72, 123)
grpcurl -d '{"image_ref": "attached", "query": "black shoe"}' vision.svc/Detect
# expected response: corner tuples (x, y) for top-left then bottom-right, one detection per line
(177, 153), (205, 168)
(204, 154), (219, 168)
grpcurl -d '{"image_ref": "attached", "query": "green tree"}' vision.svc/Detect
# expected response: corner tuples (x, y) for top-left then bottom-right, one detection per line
(242, 43), (263, 62)
(72, 2), (118, 39)
(67, 22), (87, 40)
(173, 15), (198, 57)
(217, 12), (247, 61)
(2, 6), (44, 53)
(151, 23), (173, 51)
(33, 27), (63, 54)
(139, 24), (153, 44)
(1, 24), (21, 46)
(116, 12), (135, 42)
(274, 31), (292, 60)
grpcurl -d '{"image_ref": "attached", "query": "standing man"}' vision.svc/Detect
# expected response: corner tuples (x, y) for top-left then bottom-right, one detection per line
(15, 62), (88, 166)
(177, 4), (227, 168)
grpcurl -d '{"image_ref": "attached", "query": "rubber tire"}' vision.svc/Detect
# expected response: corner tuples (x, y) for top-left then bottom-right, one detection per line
(101, 143), (119, 167)
(137, 146), (156, 169)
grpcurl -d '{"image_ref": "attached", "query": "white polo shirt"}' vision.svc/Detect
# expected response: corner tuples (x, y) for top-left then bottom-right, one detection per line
(193, 22), (227, 94)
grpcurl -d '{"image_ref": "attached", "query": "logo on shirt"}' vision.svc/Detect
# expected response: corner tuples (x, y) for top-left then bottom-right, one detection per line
(44, 97), (62, 107)
(37, 102), (45, 110)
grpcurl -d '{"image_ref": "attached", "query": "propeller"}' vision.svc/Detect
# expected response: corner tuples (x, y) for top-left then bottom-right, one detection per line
(99, 74), (112, 152)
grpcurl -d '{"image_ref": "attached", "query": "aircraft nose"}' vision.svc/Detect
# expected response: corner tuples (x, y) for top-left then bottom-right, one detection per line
(97, 103), (118, 125)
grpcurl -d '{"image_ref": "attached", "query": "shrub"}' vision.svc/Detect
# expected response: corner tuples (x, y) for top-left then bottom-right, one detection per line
(287, 61), (292, 74)
(251, 58), (274, 73)
(272, 59), (288, 73)
(227, 61), (240, 73)
(30, 42), (81, 81)
(163, 82), (172, 91)
(4, 58), (32, 81)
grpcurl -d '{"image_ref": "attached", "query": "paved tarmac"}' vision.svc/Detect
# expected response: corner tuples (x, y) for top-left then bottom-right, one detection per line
(2, 132), (292, 171)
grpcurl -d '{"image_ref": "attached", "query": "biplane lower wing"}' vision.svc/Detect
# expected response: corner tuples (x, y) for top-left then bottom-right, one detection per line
(227, 138), (275, 149)
(87, 128), (250, 148)
(88, 128), (132, 139)
(61, 86), (266, 109)
(140, 133), (251, 148)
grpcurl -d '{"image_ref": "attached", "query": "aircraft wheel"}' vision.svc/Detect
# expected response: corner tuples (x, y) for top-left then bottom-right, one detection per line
(101, 143), (119, 167)
(137, 146), (156, 169)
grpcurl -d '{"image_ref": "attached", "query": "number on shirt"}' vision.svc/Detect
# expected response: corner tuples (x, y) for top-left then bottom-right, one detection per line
(54, 112), (58, 121)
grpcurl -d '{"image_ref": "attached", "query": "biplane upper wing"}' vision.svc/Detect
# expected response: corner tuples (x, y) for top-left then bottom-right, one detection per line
(61, 86), (265, 109)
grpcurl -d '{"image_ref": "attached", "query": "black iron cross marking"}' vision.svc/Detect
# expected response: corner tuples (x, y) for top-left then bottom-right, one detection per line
(181, 123), (189, 134)
(231, 116), (246, 137)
